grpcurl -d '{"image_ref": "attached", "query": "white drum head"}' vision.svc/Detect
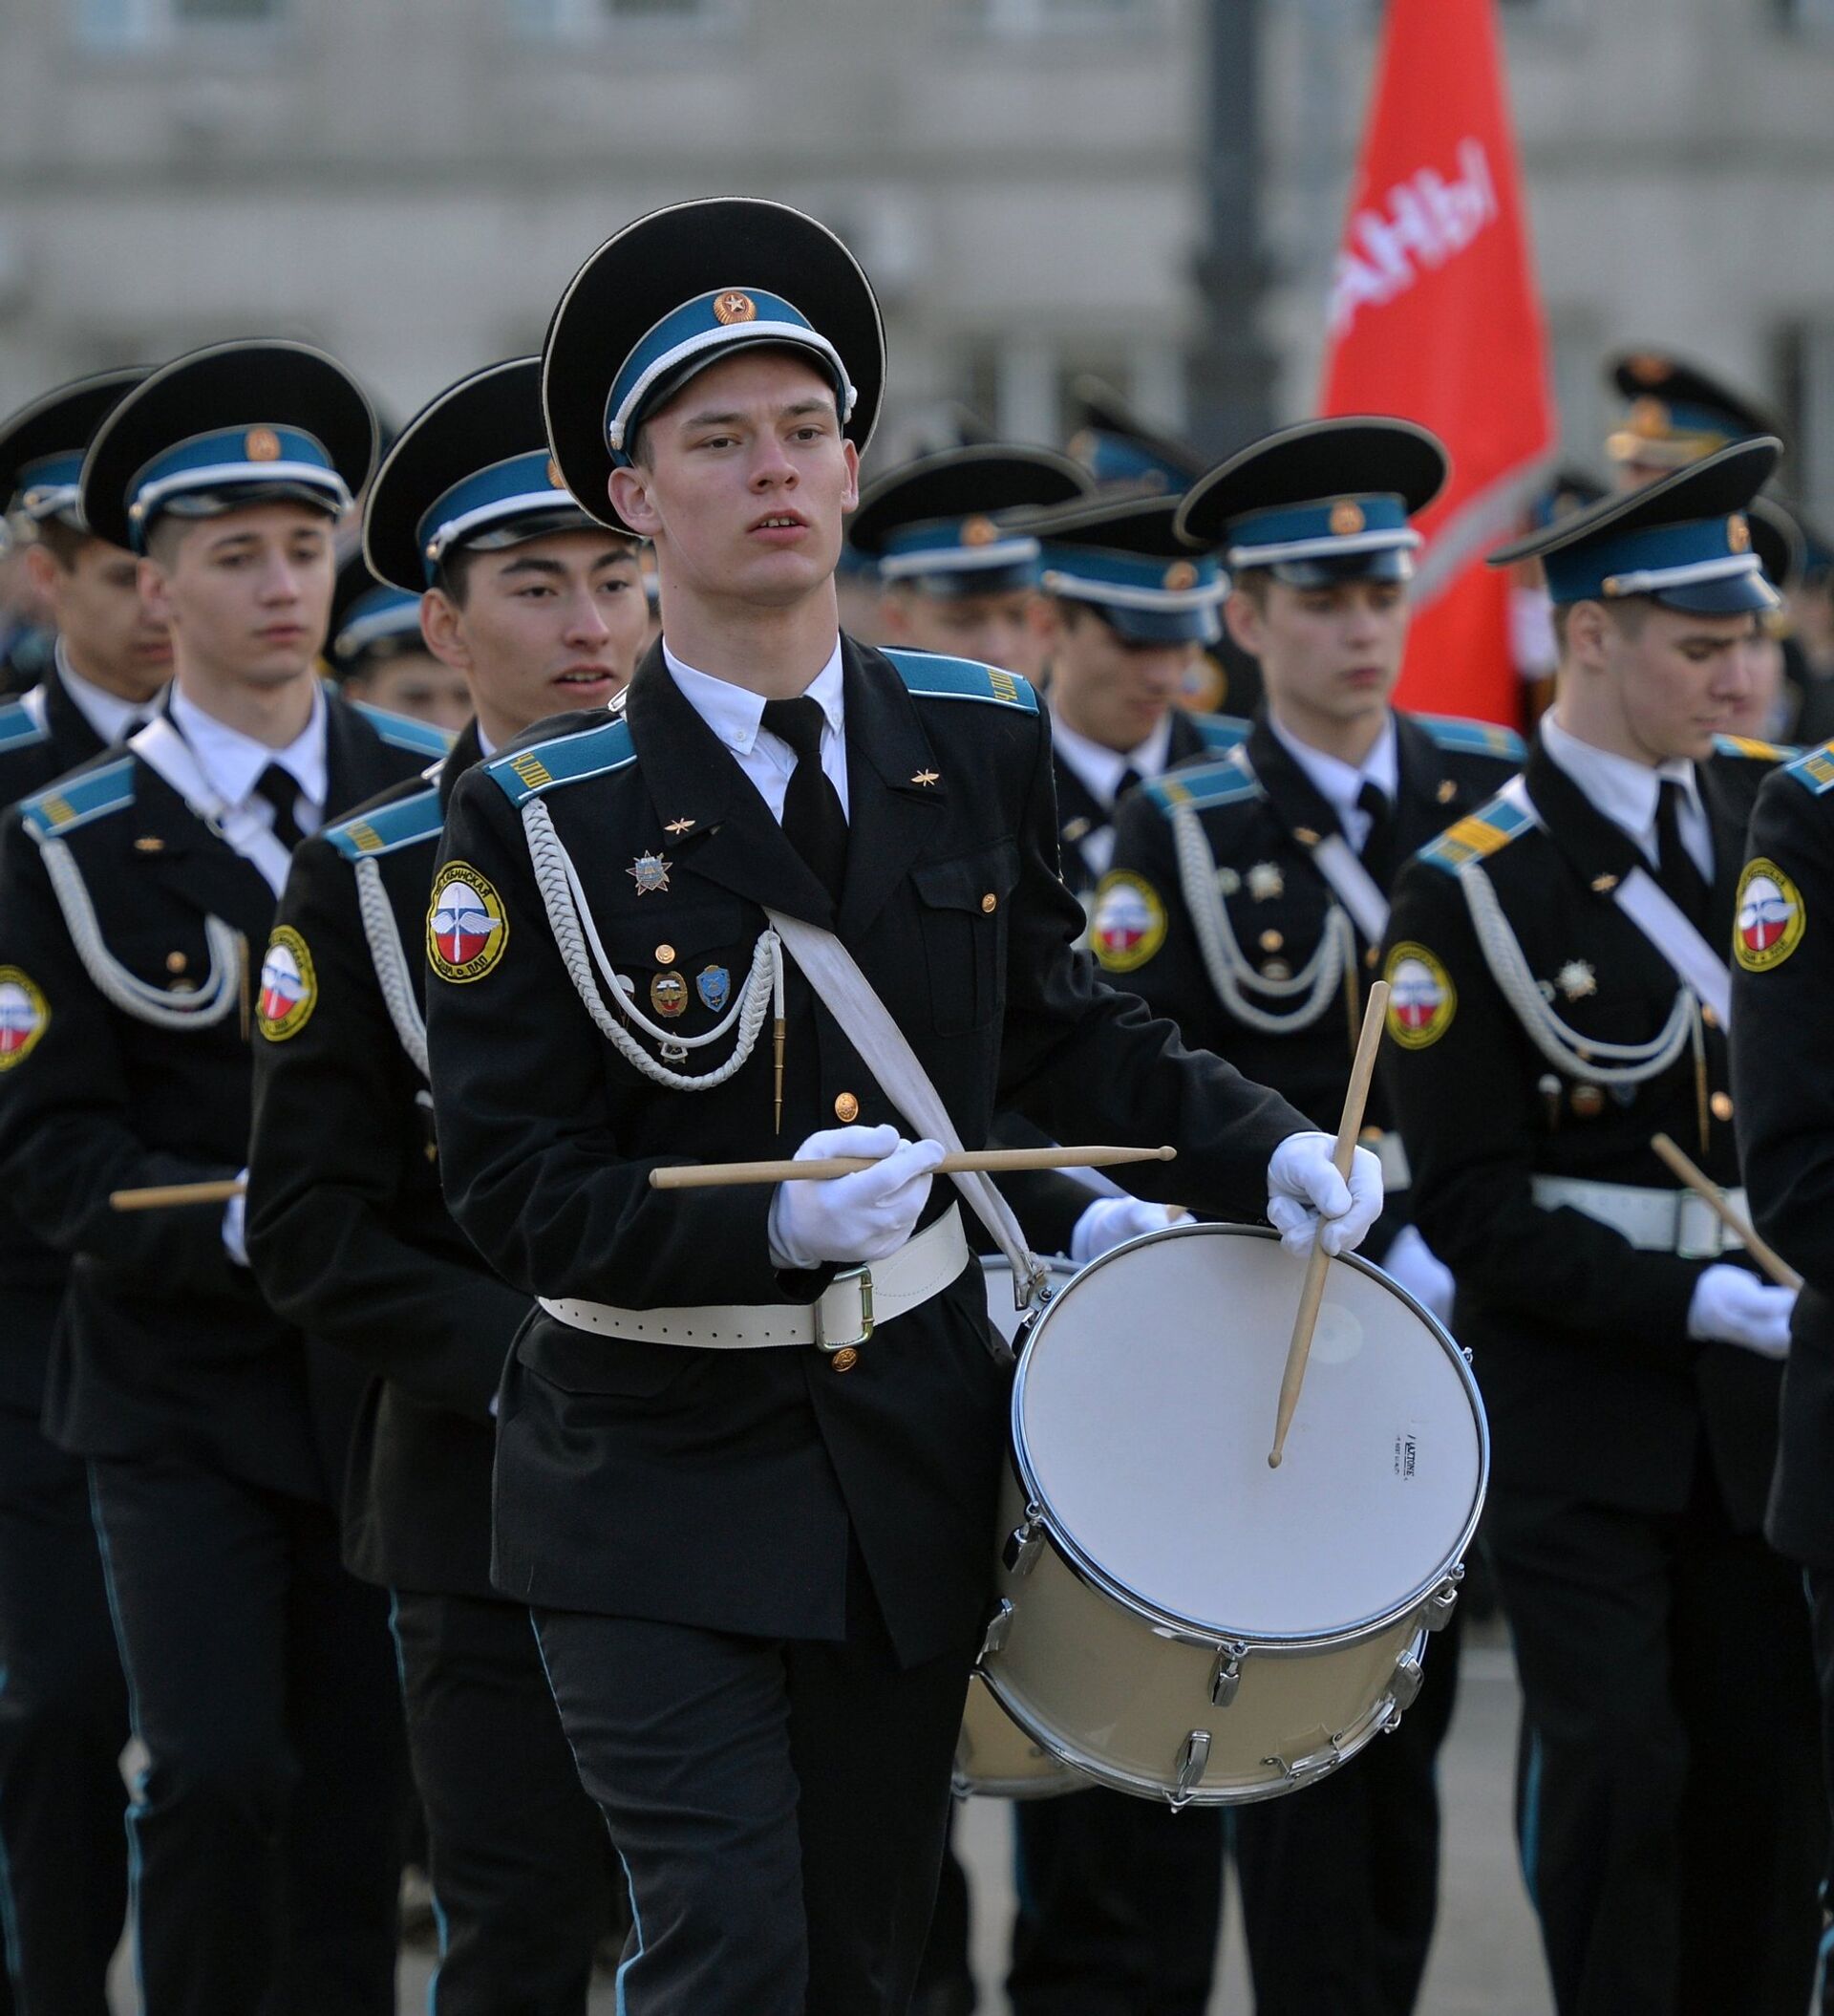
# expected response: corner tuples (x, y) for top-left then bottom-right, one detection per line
(1013, 1226), (1484, 1642)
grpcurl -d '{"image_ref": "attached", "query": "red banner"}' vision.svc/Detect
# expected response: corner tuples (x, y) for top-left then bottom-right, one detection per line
(1319, 0), (1555, 725)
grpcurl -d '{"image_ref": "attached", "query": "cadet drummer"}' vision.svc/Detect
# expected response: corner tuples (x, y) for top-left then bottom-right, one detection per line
(421, 195), (1382, 2016)
(1382, 438), (1825, 2016)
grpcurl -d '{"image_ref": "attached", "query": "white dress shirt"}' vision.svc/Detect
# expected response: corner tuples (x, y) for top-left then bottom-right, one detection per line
(56, 639), (164, 746)
(169, 682), (329, 842)
(1048, 708), (1176, 877)
(1266, 711), (1400, 857)
(663, 638), (850, 822)
(1540, 712), (1712, 880)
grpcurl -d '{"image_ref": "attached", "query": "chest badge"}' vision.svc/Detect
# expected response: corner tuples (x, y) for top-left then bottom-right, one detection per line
(1247, 862), (1285, 902)
(664, 818), (696, 838)
(1735, 858), (1805, 973)
(0, 968), (50, 1072)
(1555, 959), (1597, 1001)
(628, 850), (672, 896)
(427, 862), (509, 983)
(696, 964), (732, 1014)
(255, 927), (317, 1041)
(650, 971), (688, 1019)
(912, 769), (940, 787)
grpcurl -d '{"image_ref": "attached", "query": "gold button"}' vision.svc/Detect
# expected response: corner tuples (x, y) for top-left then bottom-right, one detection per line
(134, 836), (163, 853)
(830, 1346), (860, 1374)
(834, 1092), (860, 1124)
(1700, 1004), (1718, 1029)
(1364, 945), (1380, 970)
(1711, 1091), (1734, 1122)
(1571, 1084), (1605, 1118)
(1259, 929), (1284, 954)
(981, 893), (997, 913)
(1294, 827), (1319, 847)
(165, 951), (187, 974)
(1437, 779), (1457, 804)
(654, 943), (676, 965)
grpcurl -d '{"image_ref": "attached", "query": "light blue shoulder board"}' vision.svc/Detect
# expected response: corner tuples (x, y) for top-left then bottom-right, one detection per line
(1191, 712), (1252, 754)
(1715, 732), (1795, 764)
(1417, 782), (1537, 874)
(882, 648), (1039, 716)
(481, 715), (637, 807)
(352, 701), (455, 761)
(1411, 712), (1527, 763)
(325, 785), (443, 862)
(18, 755), (137, 841)
(0, 700), (50, 757)
(1782, 740), (1834, 796)
(1142, 756), (1263, 819)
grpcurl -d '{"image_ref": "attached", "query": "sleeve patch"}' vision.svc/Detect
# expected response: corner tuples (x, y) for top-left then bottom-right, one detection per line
(428, 861), (509, 982)
(255, 926), (318, 1040)
(1384, 941), (1457, 1049)
(1734, 858), (1805, 973)
(1091, 870), (1167, 973)
(0, 968), (49, 1070)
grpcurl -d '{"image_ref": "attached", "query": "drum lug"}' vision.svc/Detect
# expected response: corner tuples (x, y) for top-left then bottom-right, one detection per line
(1208, 1641), (1250, 1707)
(1002, 1507), (1046, 1577)
(1274, 1741), (1341, 1789)
(1169, 1728), (1211, 1810)
(977, 1598), (1015, 1666)
(1389, 1649), (1425, 1714)
(1425, 1564), (1464, 1631)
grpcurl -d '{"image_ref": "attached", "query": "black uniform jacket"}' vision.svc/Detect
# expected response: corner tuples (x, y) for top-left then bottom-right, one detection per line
(1381, 731), (1783, 1526)
(0, 693), (444, 1501)
(1730, 745), (1834, 1565)
(1102, 712), (1522, 1214)
(0, 664), (114, 1410)
(426, 639), (1307, 1668)
(246, 719), (529, 1596)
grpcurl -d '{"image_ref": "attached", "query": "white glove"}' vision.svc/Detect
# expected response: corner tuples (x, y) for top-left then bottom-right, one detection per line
(1266, 1134), (1384, 1258)
(1068, 1195), (1191, 1265)
(1379, 1223), (1456, 1325)
(223, 1169), (249, 1269)
(1687, 1263), (1795, 1360)
(767, 1125), (946, 1271)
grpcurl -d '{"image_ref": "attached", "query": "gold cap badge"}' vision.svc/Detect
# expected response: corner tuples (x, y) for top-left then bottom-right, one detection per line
(961, 515), (997, 548)
(1728, 513), (1751, 553)
(1330, 500), (1366, 537)
(1628, 354), (1671, 387)
(245, 427), (282, 463)
(713, 291), (757, 326)
(1162, 560), (1199, 591)
(546, 457), (565, 491)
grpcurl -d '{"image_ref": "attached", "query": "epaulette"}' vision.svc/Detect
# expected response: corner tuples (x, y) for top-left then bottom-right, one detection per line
(324, 785), (443, 862)
(17, 755), (137, 841)
(352, 701), (455, 761)
(0, 699), (50, 758)
(882, 648), (1039, 716)
(1781, 740), (1834, 796)
(1190, 712), (1252, 755)
(1411, 712), (1527, 763)
(1714, 731), (1794, 763)
(1142, 757), (1263, 818)
(482, 715), (636, 807)
(1417, 782), (1536, 875)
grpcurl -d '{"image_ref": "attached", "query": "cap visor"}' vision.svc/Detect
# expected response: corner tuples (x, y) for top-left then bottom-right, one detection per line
(1650, 574), (1781, 616)
(1088, 601), (1222, 645)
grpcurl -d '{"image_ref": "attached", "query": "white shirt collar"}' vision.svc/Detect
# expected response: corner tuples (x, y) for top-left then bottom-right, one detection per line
(662, 636), (845, 758)
(54, 638), (164, 747)
(167, 680), (329, 814)
(1540, 711), (1701, 860)
(1049, 706), (1175, 810)
(1266, 710), (1400, 825)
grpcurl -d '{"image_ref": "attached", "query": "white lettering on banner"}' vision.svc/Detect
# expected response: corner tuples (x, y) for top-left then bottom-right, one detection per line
(1329, 138), (1499, 335)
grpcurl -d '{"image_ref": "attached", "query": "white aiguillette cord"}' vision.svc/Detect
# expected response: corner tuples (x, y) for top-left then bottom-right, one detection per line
(765, 908), (1044, 1308)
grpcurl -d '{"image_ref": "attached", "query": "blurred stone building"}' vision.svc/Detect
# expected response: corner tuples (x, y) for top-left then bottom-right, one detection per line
(3, 0), (1834, 502)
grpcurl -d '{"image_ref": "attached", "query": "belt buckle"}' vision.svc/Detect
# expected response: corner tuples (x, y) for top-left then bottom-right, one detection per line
(1675, 1191), (1723, 1261)
(815, 1264), (875, 1365)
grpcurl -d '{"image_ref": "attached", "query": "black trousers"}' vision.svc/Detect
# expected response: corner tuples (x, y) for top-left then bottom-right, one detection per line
(1805, 1564), (1834, 2015)
(911, 1807), (976, 2012)
(1233, 1602), (1462, 2015)
(89, 1455), (409, 2015)
(1488, 1469), (1825, 2016)
(1008, 1792), (1224, 2015)
(0, 1406), (128, 2015)
(390, 1588), (620, 2015)
(532, 1604), (971, 2016)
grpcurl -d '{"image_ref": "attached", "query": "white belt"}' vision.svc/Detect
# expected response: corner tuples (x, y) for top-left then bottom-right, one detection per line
(537, 1204), (970, 1355)
(1530, 1177), (1747, 1260)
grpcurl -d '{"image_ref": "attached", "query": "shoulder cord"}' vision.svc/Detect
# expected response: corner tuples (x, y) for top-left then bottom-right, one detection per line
(34, 829), (241, 1029)
(1457, 856), (1695, 1084)
(521, 793), (780, 1092)
(353, 857), (430, 1080)
(1171, 802), (1352, 1034)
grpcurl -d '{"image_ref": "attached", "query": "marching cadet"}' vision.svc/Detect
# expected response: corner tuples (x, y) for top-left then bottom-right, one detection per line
(328, 547), (474, 730)
(1604, 349), (1778, 490)
(0, 368), (165, 2014)
(1048, 417), (1522, 2016)
(0, 340), (445, 2014)
(421, 194), (1382, 2016)
(1018, 489), (1244, 907)
(1064, 374), (1205, 497)
(1383, 438), (1825, 2016)
(850, 440), (1089, 687)
(1729, 735), (1834, 2016)
(245, 356), (645, 2014)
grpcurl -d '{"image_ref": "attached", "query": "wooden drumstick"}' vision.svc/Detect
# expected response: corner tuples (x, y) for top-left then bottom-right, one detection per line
(110, 1177), (246, 1212)
(650, 1144), (1176, 1190)
(1650, 1132), (1802, 1291)
(1269, 980), (1390, 1469)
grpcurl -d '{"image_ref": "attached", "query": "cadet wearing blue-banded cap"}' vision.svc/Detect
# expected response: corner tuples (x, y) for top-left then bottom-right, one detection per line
(1605, 350), (1780, 490)
(1064, 374), (1205, 495)
(327, 549), (471, 731)
(1380, 434), (1826, 2016)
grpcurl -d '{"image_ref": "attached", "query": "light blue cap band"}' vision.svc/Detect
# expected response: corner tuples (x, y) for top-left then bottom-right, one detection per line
(879, 517), (1042, 583)
(13, 451), (84, 521)
(414, 449), (581, 580)
(1224, 492), (1418, 569)
(125, 424), (349, 550)
(1543, 511), (1776, 611)
(334, 585), (423, 660)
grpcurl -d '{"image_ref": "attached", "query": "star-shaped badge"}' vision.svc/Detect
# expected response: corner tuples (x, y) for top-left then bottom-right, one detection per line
(1248, 862), (1285, 902)
(1555, 959), (1597, 1000)
(628, 851), (672, 896)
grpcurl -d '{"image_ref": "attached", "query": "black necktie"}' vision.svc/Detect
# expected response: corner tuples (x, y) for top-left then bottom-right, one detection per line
(253, 763), (306, 853)
(1356, 780), (1395, 890)
(1653, 777), (1710, 929)
(1113, 764), (1143, 809)
(760, 697), (847, 903)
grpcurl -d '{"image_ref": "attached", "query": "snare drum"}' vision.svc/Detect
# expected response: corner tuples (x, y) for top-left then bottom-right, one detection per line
(979, 1224), (1486, 1808)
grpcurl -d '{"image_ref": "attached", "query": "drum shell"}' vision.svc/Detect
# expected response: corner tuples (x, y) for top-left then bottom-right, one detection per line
(952, 1672), (1078, 1800)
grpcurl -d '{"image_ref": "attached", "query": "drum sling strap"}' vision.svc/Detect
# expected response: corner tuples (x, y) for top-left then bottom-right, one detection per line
(765, 907), (1047, 1315)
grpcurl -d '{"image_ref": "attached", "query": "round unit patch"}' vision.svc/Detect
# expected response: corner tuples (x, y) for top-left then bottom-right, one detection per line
(1091, 871), (1167, 974)
(1384, 942), (1456, 1050)
(428, 863), (508, 983)
(1734, 858), (1805, 974)
(0, 968), (49, 1071)
(256, 928), (317, 1041)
